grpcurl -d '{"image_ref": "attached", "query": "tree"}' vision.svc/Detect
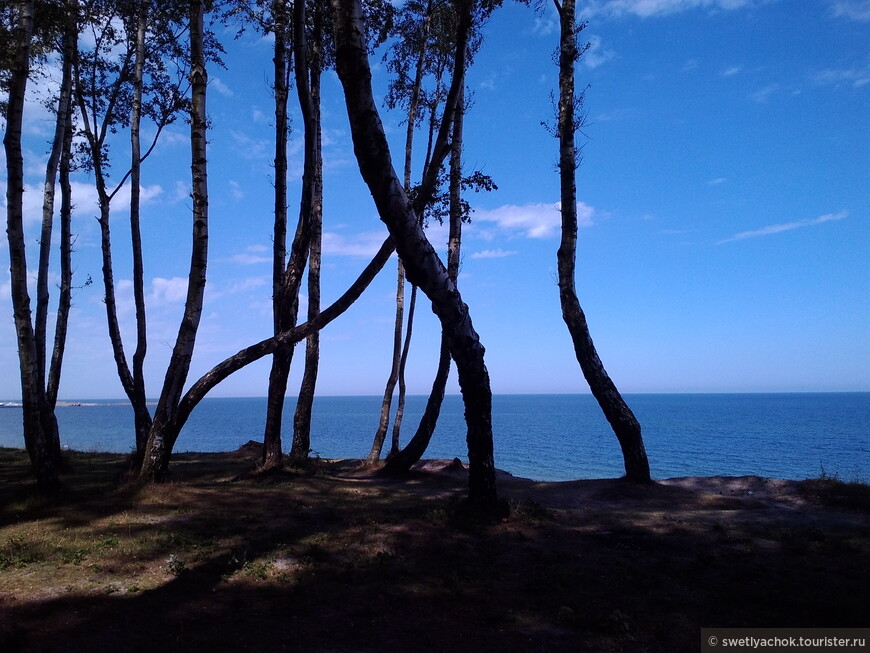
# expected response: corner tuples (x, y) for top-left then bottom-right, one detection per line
(367, 0), (431, 464)
(332, 0), (499, 509)
(72, 0), (193, 464)
(553, 0), (651, 483)
(260, 0), (294, 470)
(3, 0), (64, 493)
(139, 0), (211, 481)
(261, 0), (326, 471)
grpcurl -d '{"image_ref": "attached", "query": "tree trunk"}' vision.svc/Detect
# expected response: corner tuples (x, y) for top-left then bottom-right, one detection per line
(387, 282), (415, 457)
(368, 262), (404, 461)
(376, 1), (433, 462)
(262, 0), (320, 470)
(129, 1), (153, 463)
(46, 1), (78, 410)
(291, 0), (325, 468)
(332, 0), (498, 509)
(554, 0), (650, 483)
(4, 0), (62, 493)
(261, 0), (292, 471)
(382, 86), (466, 475)
(140, 0), (210, 482)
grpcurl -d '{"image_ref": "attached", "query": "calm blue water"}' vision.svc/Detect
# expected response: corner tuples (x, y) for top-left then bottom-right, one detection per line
(0, 394), (867, 482)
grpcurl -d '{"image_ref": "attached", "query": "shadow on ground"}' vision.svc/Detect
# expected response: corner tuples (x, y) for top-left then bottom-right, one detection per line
(1, 448), (867, 652)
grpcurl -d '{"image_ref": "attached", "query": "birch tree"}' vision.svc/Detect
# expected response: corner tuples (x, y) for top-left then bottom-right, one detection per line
(140, 0), (210, 481)
(3, 0), (63, 493)
(332, 0), (499, 509)
(554, 0), (651, 483)
(72, 0), (193, 464)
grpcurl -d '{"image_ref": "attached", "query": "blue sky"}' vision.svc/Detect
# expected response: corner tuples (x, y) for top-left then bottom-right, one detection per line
(2, 0), (868, 400)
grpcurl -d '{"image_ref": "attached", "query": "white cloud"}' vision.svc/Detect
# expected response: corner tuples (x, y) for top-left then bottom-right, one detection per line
(583, 36), (617, 70)
(251, 106), (267, 125)
(5, 180), (163, 226)
(150, 277), (189, 305)
(531, 16), (559, 36)
(721, 66), (743, 77)
(708, 177), (728, 185)
(831, 0), (870, 21)
(208, 275), (269, 302)
(583, 0), (756, 18)
(473, 202), (594, 239)
(228, 180), (244, 200)
(227, 245), (271, 265)
(322, 230), (391, 257)
(210, 77), (234, 97)
(229, 130), (270, 161)
(750, 84), (780, 103)
(718, 210), (849, 244)
(812, 64), (870, 89)
(471, 248), (519, 259)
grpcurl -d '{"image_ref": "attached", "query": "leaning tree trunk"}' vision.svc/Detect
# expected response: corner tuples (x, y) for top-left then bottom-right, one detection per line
(382, 86), (466, 475)
(332, 0), (498, 509)
(140, 0), (210, 482)
(555, 0), (650, 483)
(4, 0), (62, 493)
(378, 8), (433, 462)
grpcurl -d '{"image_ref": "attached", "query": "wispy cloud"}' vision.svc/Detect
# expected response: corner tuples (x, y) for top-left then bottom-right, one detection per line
(474, 202), (594, 239)
(831, 0), (870, 21)
(227, 244), (270, 265)
(721, 65), (743, 77)
(322, 230), (390, 257)
(812, 64), (870, 89)
(708, 177), (728, 186)
(229, 130), (270, 161)
(2, 180), (164, 226)
(471, 248), (519, 259)
(209, 77), (234, 97)
(583, 0), (757, 19)
(718, 210), (849, 244)
(583, 36), (617, 69)
(750, 84), (781, 103)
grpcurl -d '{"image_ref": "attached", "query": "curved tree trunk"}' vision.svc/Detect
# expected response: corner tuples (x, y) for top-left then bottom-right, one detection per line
(140, 0), (210, 482)
(332, 0), (498, 509)
(555, 0), (650, 483)
(162, 237), (397, 459)
(382, 86), (465, 475)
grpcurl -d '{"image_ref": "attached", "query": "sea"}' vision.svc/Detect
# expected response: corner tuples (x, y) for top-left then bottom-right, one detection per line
(0, 393), (867, 482)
